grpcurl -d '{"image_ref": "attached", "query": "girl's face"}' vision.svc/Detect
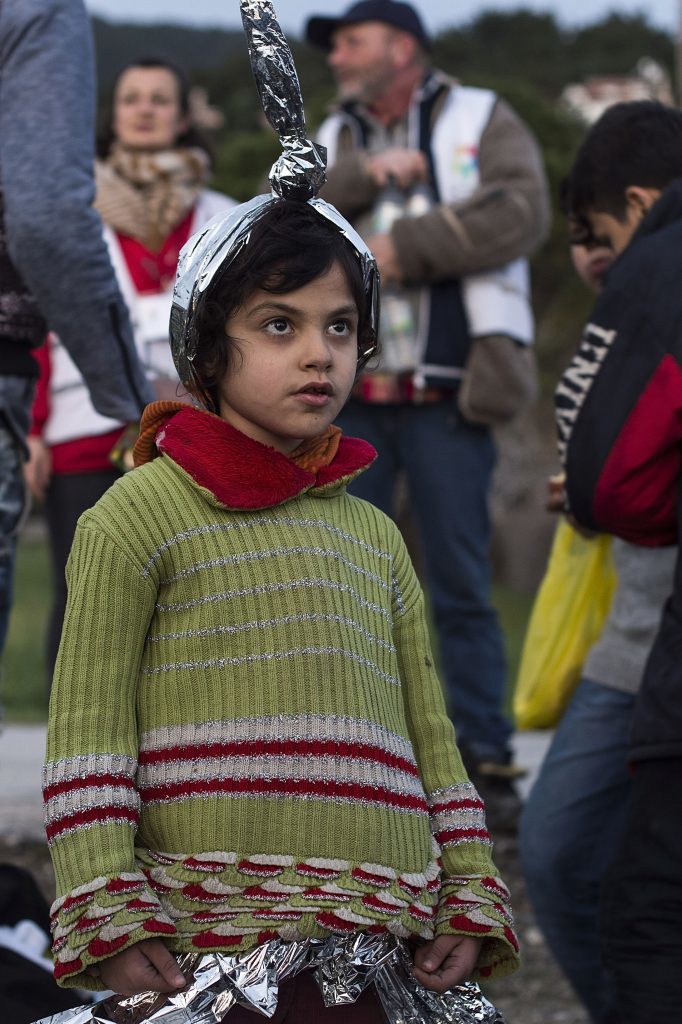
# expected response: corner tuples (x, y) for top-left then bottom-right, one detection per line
(217, 262), (359, 454)
(112, 66), (189, 151)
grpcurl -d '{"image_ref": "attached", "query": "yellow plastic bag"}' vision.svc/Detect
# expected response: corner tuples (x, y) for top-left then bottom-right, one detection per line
(513, 519), (617, 729)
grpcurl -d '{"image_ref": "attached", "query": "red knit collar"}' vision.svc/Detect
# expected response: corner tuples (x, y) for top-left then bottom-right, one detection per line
(153, 405), (376, 510)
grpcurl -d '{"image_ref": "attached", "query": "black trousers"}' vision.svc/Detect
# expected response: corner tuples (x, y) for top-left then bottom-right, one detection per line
(599, 758), (682, 1024)
(44, 468), (120, 681)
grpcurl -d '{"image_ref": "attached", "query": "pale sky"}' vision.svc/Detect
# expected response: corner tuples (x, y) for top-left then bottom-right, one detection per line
(85, 0), (677, 37)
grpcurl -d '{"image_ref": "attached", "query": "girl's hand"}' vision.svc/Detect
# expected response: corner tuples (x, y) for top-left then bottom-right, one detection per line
(98, 938), (186, 996)
(412, 934), (483, 992)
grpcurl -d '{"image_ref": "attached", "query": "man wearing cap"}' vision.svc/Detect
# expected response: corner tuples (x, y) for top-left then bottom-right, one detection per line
(306, 0), (550, 827)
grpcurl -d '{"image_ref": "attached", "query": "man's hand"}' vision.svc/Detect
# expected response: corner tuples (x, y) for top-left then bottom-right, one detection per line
(24, 436), (52, 502)
(412, 934), (483, 992)
(547, 472), (598, 538)
(366, 148), (428, 189)
(546, 472), (566, 514)
(98, 939), (186, 996)
(366, 232), (403, 284)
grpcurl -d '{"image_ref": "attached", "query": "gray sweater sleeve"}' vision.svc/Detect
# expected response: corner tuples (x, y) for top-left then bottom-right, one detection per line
(0, 0), (152, 420)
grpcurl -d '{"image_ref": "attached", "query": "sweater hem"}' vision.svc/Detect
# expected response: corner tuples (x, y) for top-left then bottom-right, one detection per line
(51, 855), (519, 988)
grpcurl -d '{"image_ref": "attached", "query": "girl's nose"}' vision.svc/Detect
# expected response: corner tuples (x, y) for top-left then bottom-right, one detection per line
(303, 332), (333, 370)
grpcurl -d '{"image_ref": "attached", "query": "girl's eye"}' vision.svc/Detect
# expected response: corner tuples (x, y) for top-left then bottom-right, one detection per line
(264, 318), (291, 335)
(329, 319), (353, 337)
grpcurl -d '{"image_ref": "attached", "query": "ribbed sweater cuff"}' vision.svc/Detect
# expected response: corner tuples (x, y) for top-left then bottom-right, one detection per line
(50, 872), (177, 990)
(435, 875), (519, 979)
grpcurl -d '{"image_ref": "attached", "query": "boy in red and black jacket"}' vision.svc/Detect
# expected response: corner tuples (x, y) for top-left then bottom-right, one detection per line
(557, 100), (682, 1024)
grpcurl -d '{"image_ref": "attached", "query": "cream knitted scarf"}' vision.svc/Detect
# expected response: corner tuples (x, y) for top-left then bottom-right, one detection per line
(94, 143), (210, 252)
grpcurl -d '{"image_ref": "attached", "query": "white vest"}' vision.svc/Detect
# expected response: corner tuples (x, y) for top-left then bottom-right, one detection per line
(44, 190), (235, 446)
(317, 83), (534, 381)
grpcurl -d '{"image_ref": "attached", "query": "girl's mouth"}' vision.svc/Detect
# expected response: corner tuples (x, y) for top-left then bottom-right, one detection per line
(295, 382), (334, 406)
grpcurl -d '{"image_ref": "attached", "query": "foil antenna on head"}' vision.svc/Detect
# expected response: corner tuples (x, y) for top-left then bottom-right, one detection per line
(169, 0), (379, 408)
(241, 0), (327, 200)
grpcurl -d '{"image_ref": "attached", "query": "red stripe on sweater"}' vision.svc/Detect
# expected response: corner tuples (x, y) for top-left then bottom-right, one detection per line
(88, 934), (130, 958)
(430, 798), (485, 813)
(107, 878), (144, 895)
(397, 878), (423, 898)
(139, 776), (428, 812)
(46, 806), (139, 842)
(54, 957), (83, 981)
(361, 894), (402, 915)
(139, 738), (419, 777)
(43, 773), (136, 801)
(55, 891), (91, 916)
(315, 911), (359, 933)
(192, 931), (243, 949)
(446, 913), (493, 935)
(351, 867), (393, 887)
(435, 827), (491, 846)
(408, 904), (433, 922)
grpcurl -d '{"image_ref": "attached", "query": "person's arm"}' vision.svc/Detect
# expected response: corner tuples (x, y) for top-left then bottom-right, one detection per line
(391, 97), (550, 284)
(389, 528), (519, 982)
(0, 0), (152, 421)
(44, 518), (177, 990)
(25, 340), (52, 501)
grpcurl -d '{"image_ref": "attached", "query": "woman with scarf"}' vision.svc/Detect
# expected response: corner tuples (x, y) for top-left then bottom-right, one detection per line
(26, 57), (235, 677)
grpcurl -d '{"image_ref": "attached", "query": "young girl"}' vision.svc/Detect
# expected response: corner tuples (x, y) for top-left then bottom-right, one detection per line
(43, 197), (519, 1017)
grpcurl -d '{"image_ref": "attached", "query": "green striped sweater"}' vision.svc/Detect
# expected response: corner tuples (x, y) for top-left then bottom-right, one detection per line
(44, 407), (519, 988)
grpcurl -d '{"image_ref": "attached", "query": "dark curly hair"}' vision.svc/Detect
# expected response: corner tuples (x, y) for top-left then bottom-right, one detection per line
(190, 200), (377, 412)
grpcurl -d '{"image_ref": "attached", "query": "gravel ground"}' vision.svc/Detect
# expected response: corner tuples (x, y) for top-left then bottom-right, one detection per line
(0, 832), (590, 1023)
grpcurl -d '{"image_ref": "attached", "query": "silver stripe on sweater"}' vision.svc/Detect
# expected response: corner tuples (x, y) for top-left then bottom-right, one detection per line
(391, 573), (406, 615)
(45, 785), (140, 826)
(141, 516), (392, 577)
(142, 646), (401, 687)
(46, 815), (139, 845)
(136, 754), (426, 797)
(146, 611), (396, 652)
(140, 714), (416, 760)
(140, 787), (428, 815)
(428, 782), (480, 805)
(43, 752), (137, 785)
(158, 545), (390, 590)
(155, 578), (392, 622)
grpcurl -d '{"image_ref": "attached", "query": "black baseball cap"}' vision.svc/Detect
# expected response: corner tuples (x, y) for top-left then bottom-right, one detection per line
(306, 0), (431, 52)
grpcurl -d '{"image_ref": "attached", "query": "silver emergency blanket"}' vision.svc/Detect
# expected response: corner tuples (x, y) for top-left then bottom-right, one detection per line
(168, 0), (378, 402)
(30, 933), (506, 1024)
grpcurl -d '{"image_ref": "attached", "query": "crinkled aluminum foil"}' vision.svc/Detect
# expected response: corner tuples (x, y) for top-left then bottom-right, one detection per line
(168, 0), (378, 404)
(31, 935), (505, 1024)
(240, 0), (326, 200)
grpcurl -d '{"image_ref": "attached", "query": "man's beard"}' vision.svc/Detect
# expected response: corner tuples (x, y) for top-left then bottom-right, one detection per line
(335, 64), (393, 106)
